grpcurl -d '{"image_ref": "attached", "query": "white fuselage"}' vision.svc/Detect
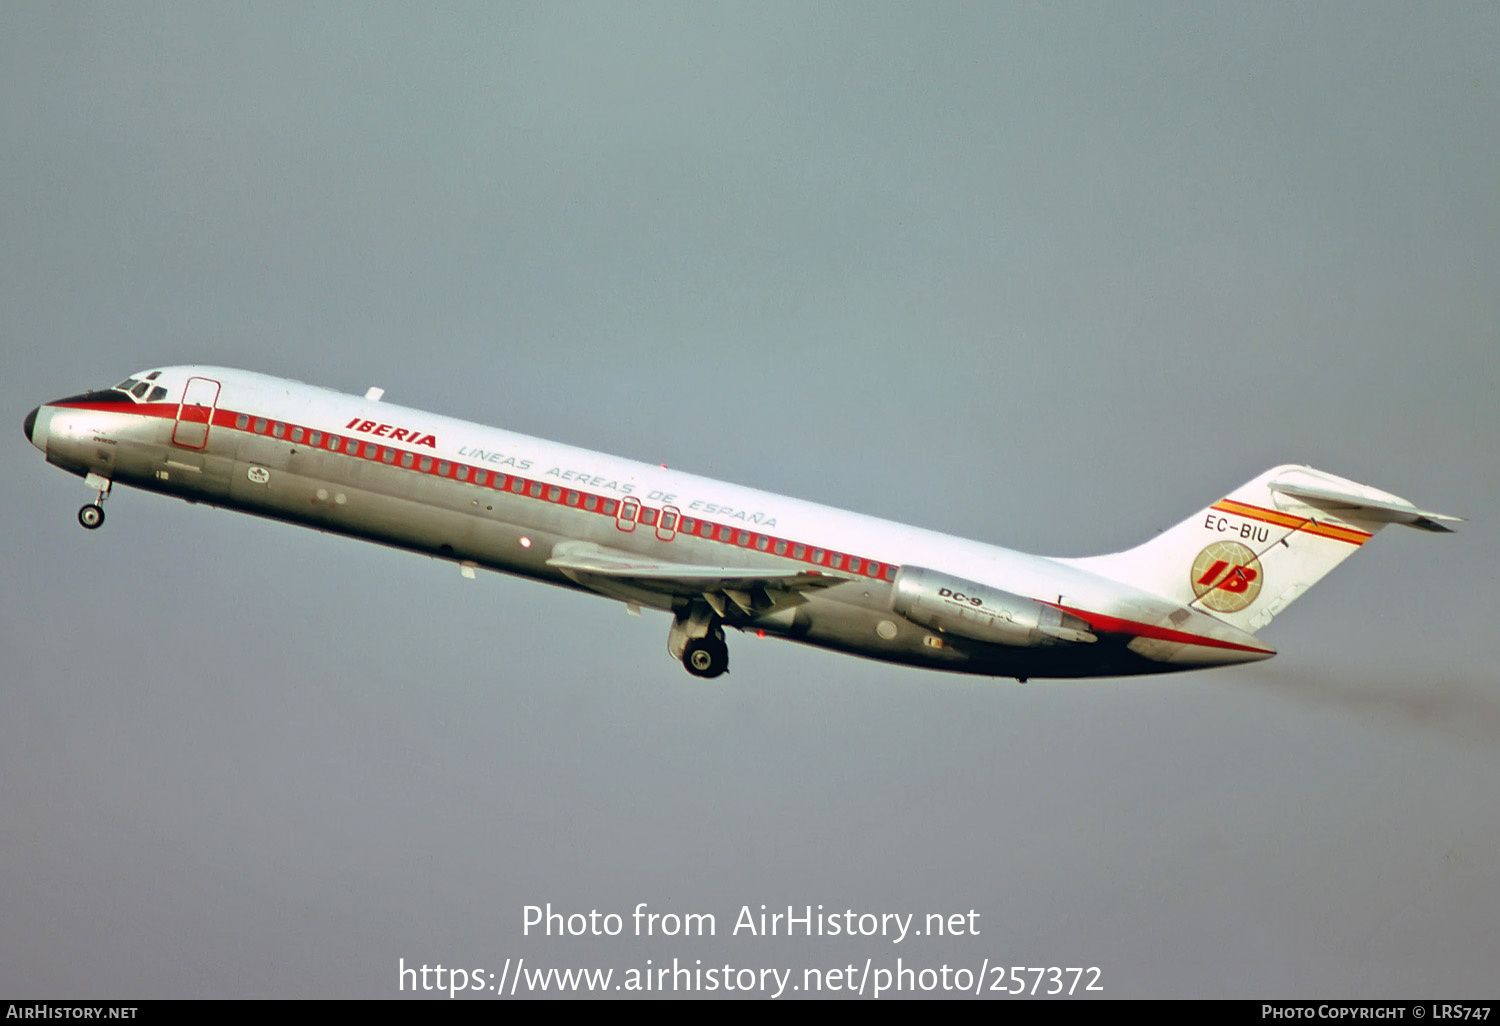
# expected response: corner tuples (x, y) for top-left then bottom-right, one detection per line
(26, 366), (1275, 679)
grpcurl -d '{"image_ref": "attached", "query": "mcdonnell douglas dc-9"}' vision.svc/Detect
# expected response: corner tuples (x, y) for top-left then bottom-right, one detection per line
(24, 367), (1460, 680)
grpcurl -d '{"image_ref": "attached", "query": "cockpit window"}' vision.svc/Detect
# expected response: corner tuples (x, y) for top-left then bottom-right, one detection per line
(110, 371), (168, 401)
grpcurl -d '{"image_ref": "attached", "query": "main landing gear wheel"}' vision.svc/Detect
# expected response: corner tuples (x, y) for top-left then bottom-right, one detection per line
(78, 504), (105, 530)
(683, 636), (729, 679)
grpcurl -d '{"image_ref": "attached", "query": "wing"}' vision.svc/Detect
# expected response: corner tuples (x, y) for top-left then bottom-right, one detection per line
(546, 542), (853, 617)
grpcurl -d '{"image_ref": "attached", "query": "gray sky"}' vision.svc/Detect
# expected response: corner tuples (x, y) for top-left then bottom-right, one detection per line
(2, 2), (1497, 999)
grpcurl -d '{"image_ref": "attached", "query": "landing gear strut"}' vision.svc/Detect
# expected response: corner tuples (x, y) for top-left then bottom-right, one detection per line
(669, 601), (730, 678)
(77, 473), (110, 530)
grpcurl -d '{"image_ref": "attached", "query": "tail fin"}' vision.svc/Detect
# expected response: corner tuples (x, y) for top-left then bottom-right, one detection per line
(1063, 465), (1460, 635)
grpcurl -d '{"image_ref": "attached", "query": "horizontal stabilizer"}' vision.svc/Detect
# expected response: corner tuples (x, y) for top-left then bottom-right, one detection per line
(1269, 477), (1463, 533)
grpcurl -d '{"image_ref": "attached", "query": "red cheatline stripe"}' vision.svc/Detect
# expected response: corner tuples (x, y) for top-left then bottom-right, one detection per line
(1052, 604), (1276, 655)
(50, 400), (899, 583)
(1212, 499), (1370, 545)
(54, 400), (179, 418)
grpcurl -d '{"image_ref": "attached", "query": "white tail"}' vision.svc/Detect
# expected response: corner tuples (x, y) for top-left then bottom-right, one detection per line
(1062, 465), (1460, 635)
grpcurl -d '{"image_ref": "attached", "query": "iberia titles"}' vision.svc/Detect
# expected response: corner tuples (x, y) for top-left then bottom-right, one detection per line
(346, 417), (437, 448)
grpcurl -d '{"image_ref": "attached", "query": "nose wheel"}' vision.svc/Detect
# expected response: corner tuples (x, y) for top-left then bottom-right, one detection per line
(77, 473), (111, 530)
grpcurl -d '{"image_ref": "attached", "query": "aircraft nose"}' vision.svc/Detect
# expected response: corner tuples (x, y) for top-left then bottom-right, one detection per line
(24, 405), (50, 455)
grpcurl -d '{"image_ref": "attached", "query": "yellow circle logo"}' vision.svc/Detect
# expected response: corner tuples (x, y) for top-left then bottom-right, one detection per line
(1190, 541), (1263, 613)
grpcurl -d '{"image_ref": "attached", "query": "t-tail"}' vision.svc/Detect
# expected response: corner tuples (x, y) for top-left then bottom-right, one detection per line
(1063, 465), (1461, 636)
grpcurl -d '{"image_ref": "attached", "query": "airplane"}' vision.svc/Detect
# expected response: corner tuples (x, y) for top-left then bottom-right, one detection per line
(23, 366), (1461, 680)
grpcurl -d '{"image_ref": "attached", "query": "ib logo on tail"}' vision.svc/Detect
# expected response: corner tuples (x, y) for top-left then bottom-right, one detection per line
(1190, 541), (1264, 613)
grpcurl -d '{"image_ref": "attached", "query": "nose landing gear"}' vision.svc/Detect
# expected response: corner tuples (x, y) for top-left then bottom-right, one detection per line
(77, 473), (111, 530)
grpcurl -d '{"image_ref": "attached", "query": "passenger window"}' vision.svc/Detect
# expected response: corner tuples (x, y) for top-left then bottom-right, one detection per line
(273, 422), (285, 438)
(382, 448), (396, 464)
(774, 540), (788, 555)
(812, 548), (825, 563)
(755, 536), (768, 550)
(455, 466), (468, 481)
(236, 413), (249, 429)
(848, 557), (862, 573)
(793, 544), (806, 559)
(325, 434), (339, 450)
(254, 418), (267, 433)
(566, 490), (579, 505)
(547, 486), (561, 501)
(401, 452), (415, 468)
(736, 531), (750, 546)
(309, 431), (322, 447)
(363, 442), (378, 458)
(419, 456), (433, 472)
(883, 565), (898, 581)
(438, 461), (451, 475)
(345, 438), (360, 455)
(290, 427), (303, 443)
(529, 482), (543, 498)
(640, 508), (658, 526)
(584, 495), (597, 511)
(474, 470), (488, 486)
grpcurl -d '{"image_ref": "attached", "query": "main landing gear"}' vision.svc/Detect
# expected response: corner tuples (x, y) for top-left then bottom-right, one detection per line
(77, 473), (110, 530)
(669, 602), (730, 679)
(683, 635), (729, 679)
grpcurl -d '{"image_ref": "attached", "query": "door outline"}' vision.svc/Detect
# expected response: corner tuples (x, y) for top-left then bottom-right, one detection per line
(172, 376), (221, 449)
(616, 495), (640, 532)
(656, 505), (680, 542)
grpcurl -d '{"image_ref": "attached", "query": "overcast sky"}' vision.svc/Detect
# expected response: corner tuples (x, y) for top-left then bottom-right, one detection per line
(2, 2), (1497, 999)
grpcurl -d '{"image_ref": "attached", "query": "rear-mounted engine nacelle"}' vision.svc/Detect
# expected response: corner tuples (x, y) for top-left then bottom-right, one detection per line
(891, 566), (1097, 648)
